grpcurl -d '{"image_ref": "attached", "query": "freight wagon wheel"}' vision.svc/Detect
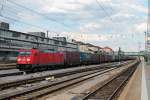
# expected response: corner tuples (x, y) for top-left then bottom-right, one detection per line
(33, 68), (38, 73)
(47, 65), (52, 70)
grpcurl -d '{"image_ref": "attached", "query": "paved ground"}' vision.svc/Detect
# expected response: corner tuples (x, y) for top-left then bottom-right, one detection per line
(40, 63), (133, 100)
(118, 57), (150, 100)
(145, 60), (150, 100)
(118, 60), (142, 100)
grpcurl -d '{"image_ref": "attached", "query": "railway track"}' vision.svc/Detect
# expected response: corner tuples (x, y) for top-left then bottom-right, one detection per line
(82, 61), (139, 100)
(0, 61), (130, 90)
(0, 63), (16, 70)
(0, 69), (23, 77)
(0, 60), (138, 100)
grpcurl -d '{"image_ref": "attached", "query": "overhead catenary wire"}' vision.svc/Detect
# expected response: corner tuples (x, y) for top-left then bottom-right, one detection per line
(95, 0), (128, 49)
(1, 0), (138, 46)
(0, 0), (64, 37)
(0, 14), (60, 36)
(95, 0), (118, 41)
(2, 0), (81, 39)
(6, 0), (116, 41)
(96, 0), (124, 34)
(0, 0), (5, 16)
(95, 0), (114, 23)
(6, 0), (72, 31)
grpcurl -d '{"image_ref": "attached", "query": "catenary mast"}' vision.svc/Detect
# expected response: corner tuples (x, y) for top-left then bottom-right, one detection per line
(145, 0), (150, 61)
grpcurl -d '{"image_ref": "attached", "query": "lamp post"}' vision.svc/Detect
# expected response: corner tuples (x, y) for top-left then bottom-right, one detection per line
(118, 47), (121, 64)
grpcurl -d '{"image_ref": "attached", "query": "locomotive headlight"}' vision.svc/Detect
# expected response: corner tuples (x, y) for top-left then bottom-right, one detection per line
(17, 58), (21, 61)
(27, 58), (30, 62)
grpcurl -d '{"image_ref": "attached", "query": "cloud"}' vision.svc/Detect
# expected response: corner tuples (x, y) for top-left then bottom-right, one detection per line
(61, 32), (106, 41)
(80, 22), (102, 32)
(17, 12), (41, 22)
(132, 22), (147, 33)
(59, 32), (123, 43)
(124, 2), (147, 14)
(40, 1), (82, 13)
(38, 0), (95, 13)
(1, 0), (147, 51)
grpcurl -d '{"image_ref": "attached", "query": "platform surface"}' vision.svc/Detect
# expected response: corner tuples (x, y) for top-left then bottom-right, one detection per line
(118, 57), (149, 100)
(145, 59), (150, 100)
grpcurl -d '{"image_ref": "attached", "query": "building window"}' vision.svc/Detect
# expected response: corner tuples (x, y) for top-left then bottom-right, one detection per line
(12, 32), (20, 37)
(54, 40), (59, 45)
(0, 31), (1, 36)
(25, 35), (29, 39)
(62, 41), (66, 45)
(35, 37), (38, 41)
(46, 39), (49, 42)
(41, 38), (44, 41)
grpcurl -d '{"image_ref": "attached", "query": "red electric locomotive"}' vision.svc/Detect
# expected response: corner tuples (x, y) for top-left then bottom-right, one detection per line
(17, 48), (64, 71)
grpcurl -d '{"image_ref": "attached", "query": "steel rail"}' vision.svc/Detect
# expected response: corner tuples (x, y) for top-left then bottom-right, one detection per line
(82, 61), (139, 100)
(0, 61), (130, 90)
(0, 61), (137, 99)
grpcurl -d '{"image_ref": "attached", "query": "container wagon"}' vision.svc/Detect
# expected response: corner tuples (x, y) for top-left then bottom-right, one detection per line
(80, 52), (92, 65)
(91, 54), (100, 64)
(63, 51), (80, 66)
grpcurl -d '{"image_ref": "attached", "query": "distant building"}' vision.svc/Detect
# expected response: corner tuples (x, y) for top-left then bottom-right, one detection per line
(74, 40), (103, 54)
(0, 22), (78, 62)
(53, 37), (67, 42)
(0, 22), (9, 30)
(28, 32), (46, 38)
(102, 47), (114, 55)
(87, 43), (101, 54)
(0, 22), (115, 62)
(74, 41), (88, 53)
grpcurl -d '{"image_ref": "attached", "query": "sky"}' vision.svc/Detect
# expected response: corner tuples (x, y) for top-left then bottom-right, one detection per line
(0, 0), (148, 52)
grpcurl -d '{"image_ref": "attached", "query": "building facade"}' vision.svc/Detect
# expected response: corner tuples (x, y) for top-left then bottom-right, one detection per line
(74, 40), (103, 54)
(0, 27), (78, 62)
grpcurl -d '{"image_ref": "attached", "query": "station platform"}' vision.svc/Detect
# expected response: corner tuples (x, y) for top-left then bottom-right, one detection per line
(118, 57), (149, 100)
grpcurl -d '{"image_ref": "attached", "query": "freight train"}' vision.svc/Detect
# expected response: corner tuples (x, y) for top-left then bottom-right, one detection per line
(17, 48), (132, 72)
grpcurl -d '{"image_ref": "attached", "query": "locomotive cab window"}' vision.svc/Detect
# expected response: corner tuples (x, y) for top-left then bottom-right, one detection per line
(19, 51), (31, 56)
